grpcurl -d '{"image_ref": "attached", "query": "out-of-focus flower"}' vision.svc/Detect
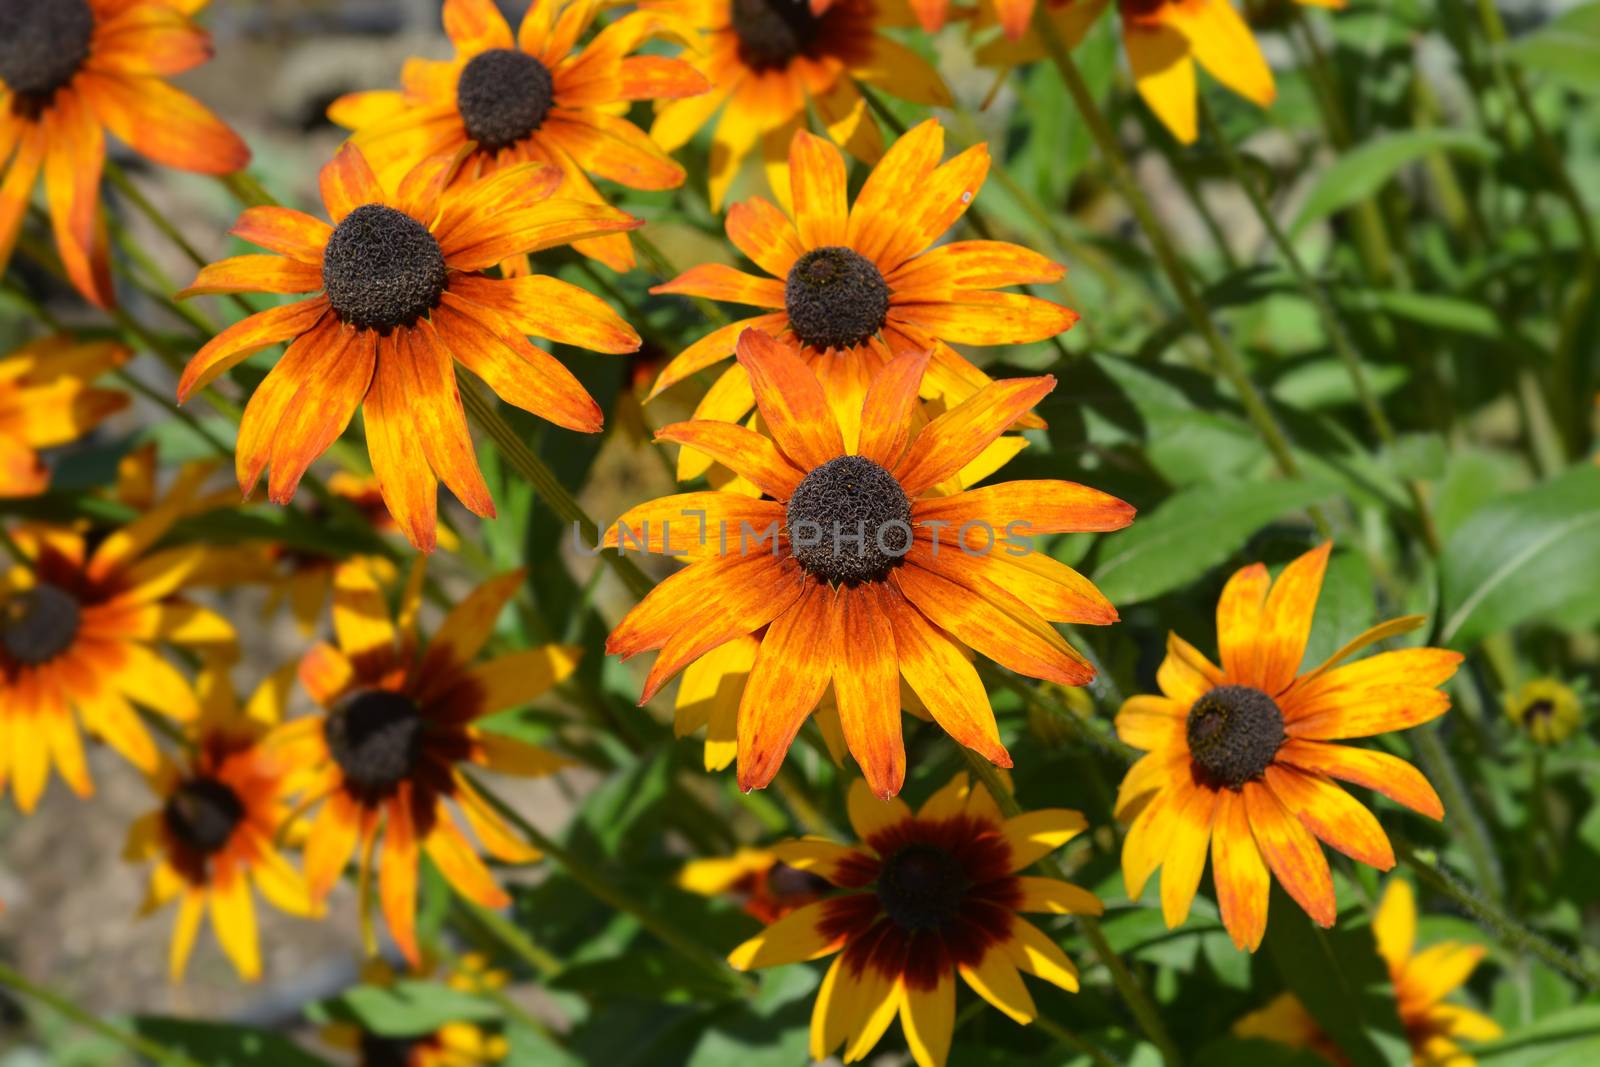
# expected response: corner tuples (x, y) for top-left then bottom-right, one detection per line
(176, 144), (642, 551)
(1115, 542), (1460, 951)
(0, 337), (128, 498)
(321, 957), (511, 1067)
(1504, 678), (1583, 746)
(680, 845), (830, 922)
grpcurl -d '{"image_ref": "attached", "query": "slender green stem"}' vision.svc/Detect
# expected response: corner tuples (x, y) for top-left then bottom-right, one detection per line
(218, 171), (278, 209)
(114, 368), (233, 461)
(1031, 11), (1319, 537)
(462, 770), (756, 996)
(455, 898), (563, 979)
(0, 962), (204, 1067)
(1396, 840), (1598, 990)
(460, 382), (655, 600)
(976, 662), (1137, 764)
(1198, 107), (1442, 556)
(1408, 726), (1504, 900)
(962, 751), (1182, 1066)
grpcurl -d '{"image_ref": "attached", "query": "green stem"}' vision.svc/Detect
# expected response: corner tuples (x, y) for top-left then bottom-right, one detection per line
(976, 661), (1137, 764)
(218, 171), (278, 209)
(0, 962), (204, 1067)
(1198, 107), (1443, 556)
(1409, 726), (1503, 900)
(1396, 840), (1598, 990)
(462, 770), (755, 997)
(1034, 1015), (1121, 1067)
(455, 898), (563, 979)
(459, 381), (655, 600)
(114, 367), (234, 461)
(961, 751), (1182, 1066)
(1031, 12), (1318, 533)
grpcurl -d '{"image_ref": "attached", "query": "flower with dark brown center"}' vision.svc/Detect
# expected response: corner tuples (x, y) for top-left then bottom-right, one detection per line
(876, 842), (969, 932)
(1, 582), (82, 666)
(0, 0), (94, 109)
(784, 246), (890, 351)
(325, 688), (427, 798)
(456, 48), (555, 151)
(322, 203), (448, 331)
(1186, 684), (1285, 789)
(730, 0), (820, 71)
(162, 777), (246, 856)
(785, 454), (911, 585)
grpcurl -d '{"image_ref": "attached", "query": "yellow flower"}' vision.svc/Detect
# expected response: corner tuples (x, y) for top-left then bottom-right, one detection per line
(1505, 678), (1583, 745)
(0, 336), (128, 498)
(1235, 879), (1502, 1066)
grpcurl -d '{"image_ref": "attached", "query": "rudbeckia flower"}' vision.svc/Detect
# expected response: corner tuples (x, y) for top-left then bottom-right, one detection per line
(1235, 879), (1501, 1065)
(1113, 542), (1462, 952)
(728, 776), (1098, 1067)
(973, 0), (1279, 144)
(175, 143), (642, 552)
(329, 0), (708, 274)
(0, 471), (238, 813)
(321, 957), (511, 1067)
(0, 0), (249, 306)
(123, 667), (318, 981)
(1504, 678), (1583, 746)
(605, 329), (1133, 798)
(271, 560), (578, 965)
(647, 0), (952, 208)
(1, 336), (128, 497)
(649, 120), (1077, 483)
(680, 845), (830, 923)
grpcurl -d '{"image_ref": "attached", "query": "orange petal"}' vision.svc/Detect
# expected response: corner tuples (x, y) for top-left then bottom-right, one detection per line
(1211, 789), (1270, 951)
(451, 273), (640, 353)
(880, 583), (1008, 766)
(654, 420), (805, 499)
(913, 480), (1135, 535)
(1263, 764), (1394, 870)
(77, 70), (249, 174)
(542, 110), (686, 191)
(393, 321), (495, 518)
(737, 581), (837, 791)
(1274, 739), (1443, 819)
(1243, 779), (1336, 928)
(379, 784), (422, 965)
(364, 336), (441, 552)
(727, 195), (804, 277)
(832, 585), (904, 798)
(1216, 560), (1270, 687)
(443, 0), (515, 50)
(789, 129), (848, 248)
(890, 290), (1078, 346)
(856, 349), (930, 469)
(846, 119), (944, 266)
(233, 315), (341, 496)
(607, 552), (802, 661)
(177, 298), (330, 401)
(439, 198), (640, 271)
(266, 329), (376, 504)
(646, 313), (788, 400)
(229, 206), (332, 264)
(886, 240), (1064, 297)
(893, 376), (1055, 496)
(651, 263), (786, 308)
(1256, 542), (1331, 695)
(423, 806), (509, 908)
(736, 328), (846, 471)
(178, 254), (322, 298)
(318, 143), (384, 223)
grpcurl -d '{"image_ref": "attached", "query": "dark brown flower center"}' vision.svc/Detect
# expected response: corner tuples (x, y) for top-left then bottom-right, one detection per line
(2, 582), (82, 666)
(163, 777), (246, 856)
(785, 454), (911, 585)
(325, 688), (426, 799)
(730, 0), (820, 70)
(358, 1033), (422, 1067)
(456, 48), (555, 151)
(0, 0), (93, 113)
(784, 247), (890, 351)
(1186, 685), (1285, 789)
(1522, 699), (1554, 724)
(877, 843), (968, 932)
(322, 204), (448, 331)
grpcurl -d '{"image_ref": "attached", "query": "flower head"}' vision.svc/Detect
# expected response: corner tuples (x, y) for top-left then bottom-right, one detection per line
(0, 0), (249, 306)
(650, 120), (1077, 482)
(1505, 678), (1583, 746)
(124, 666), (318, 981)
(974, 0), (1278, 144)
(648, 0), (952, 208)
(606, 328), (1132, 797)
(1, 336), (128, 497)
(1, 470), (239, 812)
(176, 144), (642, 551)
(1114, 542), (1462, 951)
(1235, 879), (1501, 1065)
(329, 0), (707, 273)
(272, 560), (578, 964)
(728, 776), (1098, 1067)
(680, 845), (831, 923)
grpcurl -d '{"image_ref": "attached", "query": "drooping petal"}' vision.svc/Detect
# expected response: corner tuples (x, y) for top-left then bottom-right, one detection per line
(1242, 780), (1336, 928)
(77, 70), (249, 174)
(1211, 789), (1271, 951)
(736, 581), (837, 791)
(832, 585), (904, 799)
(176, 298), (331, 402)
(1263, 764), (1394, 870)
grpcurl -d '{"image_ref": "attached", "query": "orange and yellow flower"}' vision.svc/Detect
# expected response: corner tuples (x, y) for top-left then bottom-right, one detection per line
(1235, 879), (1501, 1066)
(329, 0), (707, 274)
(728, 776), (1097, 1067)
(0, 0), (249, 306)
(680, 845), (831, 923)
(123, 667), (318, 981)
(175, 144), (642, 552)
(1, 336), (128, 497)
(606, 328), (1132, 798)
(649, 120), (1077, 484)
(1114, 542), (1462, 951)
(974, 0), (1281, 144)
(647, 0), (952, 208)
(271, 560), (578, 965)
(0, 469), (238, 813)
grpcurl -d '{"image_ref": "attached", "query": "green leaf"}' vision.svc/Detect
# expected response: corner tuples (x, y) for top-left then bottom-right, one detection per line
(1439, 465), (1600, 647)
(684, 966), (817, 1067)
(1195, 1038), (1329, 1067)
(1507, 2), (1600, 93)
(1262, 889), (1411, 1067)
(1093, 480), (1338, 604)
(311, 981), (500, 1036)
(1354, 290), (1501, 338)
(133, 1018), (337, 1067)
(1292, 131), (1499, 235)
(1478, 1004), (1600, 1066)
